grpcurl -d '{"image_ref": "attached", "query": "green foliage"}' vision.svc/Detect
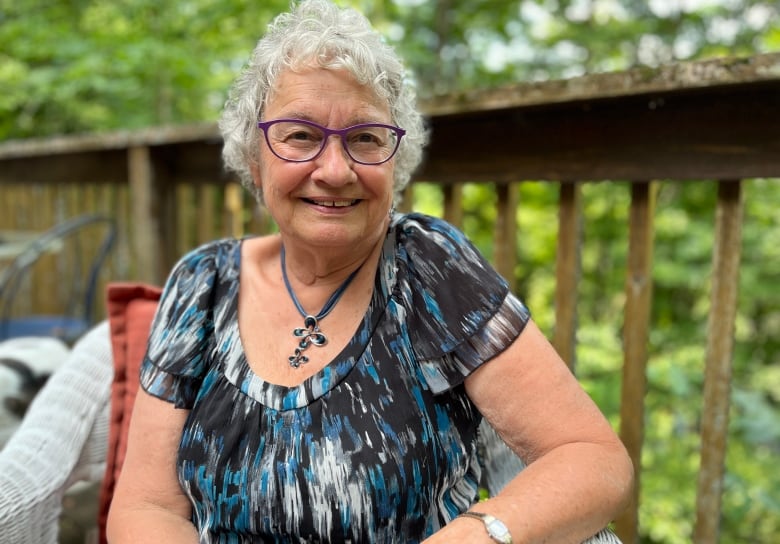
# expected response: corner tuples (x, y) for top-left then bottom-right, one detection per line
(442, 179), (780, 543)
(0, 0), (290, 138)
(1, 0), (779, 541)
(413, 177), (780, 542)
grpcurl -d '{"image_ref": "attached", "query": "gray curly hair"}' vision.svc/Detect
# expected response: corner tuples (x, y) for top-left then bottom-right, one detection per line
(219, 0), (427, 205)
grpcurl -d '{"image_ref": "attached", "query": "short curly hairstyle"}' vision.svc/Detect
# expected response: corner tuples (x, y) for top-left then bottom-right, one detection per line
(219, 0), (427, 205)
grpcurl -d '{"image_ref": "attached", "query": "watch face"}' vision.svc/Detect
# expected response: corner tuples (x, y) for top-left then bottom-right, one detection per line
(486, 517), (512, 543)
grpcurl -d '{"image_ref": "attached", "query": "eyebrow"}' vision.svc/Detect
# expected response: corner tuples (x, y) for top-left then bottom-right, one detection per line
(271, 111), (389, 127)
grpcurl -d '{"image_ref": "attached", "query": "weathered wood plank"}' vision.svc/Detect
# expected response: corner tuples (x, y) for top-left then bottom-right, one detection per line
(442, 183), (464, 228)
(615, 181), (656, 543)
(421, 53), (780, 115)
(127, 145), (159, 285)
(553, 181), (582, 371)
(223, 182), (244, 239)
(694, 180), (743, 543)
(418, 82), (780, 183)
(197, 185), (217, 247)
(494, 183), (519, 294)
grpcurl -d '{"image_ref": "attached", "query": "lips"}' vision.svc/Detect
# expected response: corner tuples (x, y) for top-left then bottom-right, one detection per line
(304, 198), (360, 208)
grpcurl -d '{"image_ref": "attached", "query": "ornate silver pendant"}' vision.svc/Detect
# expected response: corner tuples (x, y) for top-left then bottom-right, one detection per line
(288, 315), (328, 368)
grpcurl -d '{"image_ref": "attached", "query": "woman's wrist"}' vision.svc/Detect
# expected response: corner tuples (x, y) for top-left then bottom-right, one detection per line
(457, 510), (513, 543)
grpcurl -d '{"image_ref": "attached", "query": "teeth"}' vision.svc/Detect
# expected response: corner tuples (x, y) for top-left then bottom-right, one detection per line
(311, 199), (356, 208)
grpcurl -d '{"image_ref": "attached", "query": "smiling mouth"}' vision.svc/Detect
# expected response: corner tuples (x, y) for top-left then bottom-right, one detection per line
(305, 198), (360, 208)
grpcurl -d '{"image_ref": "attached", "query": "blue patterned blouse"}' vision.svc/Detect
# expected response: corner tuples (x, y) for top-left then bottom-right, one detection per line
(140, 213), (530, 543)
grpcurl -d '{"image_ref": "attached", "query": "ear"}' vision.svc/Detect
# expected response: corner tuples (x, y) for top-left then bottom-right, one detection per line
(249, 159), (263, 191)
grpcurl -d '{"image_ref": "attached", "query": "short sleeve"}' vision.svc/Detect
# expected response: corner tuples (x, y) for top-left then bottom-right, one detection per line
(394, 214), (531, 393)
(139, 244), (219, 409)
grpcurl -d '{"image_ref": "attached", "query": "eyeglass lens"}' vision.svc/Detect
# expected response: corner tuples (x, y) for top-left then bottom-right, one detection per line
(264, 121), (400, 164)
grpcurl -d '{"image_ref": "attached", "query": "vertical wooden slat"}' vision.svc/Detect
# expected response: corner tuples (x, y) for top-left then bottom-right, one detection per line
(615, 181), (656, 544)
(553, 181), (582, 371)
(128, 145), (159, 285)
(196, 184), (217, 246)
(494, 182), (519, 293)
(177, 183), (196, 256)
(158, 173), (179, 275)
(115, 182), (132, 279)
(694, 180), (743, 543)
(223, 182), (244, 238)
(398, 184), (414, 214)
(442, 183), (463, 229)
(96, 183), (116, 321)
(36, 184), (58, 316)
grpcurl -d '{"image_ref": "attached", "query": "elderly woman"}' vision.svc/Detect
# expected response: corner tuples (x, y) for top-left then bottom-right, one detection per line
(107, 1), (633, 542)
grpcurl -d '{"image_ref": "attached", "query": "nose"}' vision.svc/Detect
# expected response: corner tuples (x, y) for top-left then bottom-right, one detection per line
(312, 135), (356, 185)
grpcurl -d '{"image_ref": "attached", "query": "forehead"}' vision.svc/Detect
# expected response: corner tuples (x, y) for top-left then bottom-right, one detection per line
(265, 67), (390, 122)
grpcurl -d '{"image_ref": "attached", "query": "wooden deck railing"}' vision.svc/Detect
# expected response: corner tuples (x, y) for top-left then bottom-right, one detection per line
(1, 53), (778, 543)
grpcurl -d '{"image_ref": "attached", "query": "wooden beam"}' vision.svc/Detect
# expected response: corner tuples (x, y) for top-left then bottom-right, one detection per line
(417, 83), (780, 183)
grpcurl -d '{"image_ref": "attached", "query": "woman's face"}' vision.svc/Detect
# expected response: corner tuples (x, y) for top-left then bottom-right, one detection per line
(253, 67), (396, 252)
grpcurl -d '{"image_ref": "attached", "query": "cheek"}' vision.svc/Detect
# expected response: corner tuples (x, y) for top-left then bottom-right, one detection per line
(365, 166), (395, 196)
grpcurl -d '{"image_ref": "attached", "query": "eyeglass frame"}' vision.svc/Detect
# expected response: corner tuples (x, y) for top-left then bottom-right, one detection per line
(256, 118), (406, 166)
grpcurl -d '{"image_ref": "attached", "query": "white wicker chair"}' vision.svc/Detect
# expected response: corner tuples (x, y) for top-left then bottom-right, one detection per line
(0, 321), (112, 543)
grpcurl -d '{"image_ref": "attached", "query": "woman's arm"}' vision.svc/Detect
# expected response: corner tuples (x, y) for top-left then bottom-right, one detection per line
(426, 319), (634, 543)
(106, 390), (199, 543)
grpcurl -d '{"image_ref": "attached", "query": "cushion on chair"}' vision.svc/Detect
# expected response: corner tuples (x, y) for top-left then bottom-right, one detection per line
(97, 282), (161, 544)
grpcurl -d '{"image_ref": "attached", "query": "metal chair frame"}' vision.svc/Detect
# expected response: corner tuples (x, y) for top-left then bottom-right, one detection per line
(0, 214), (117, 342)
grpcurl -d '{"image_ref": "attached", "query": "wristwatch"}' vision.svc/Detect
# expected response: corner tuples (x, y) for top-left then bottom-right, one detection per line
(457, 511), (512, 543)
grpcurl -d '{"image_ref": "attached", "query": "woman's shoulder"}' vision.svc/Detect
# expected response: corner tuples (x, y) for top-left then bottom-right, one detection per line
(394, 212), (467, 244)
(389, 213), (527, 391)
(392, 212), (500, 282)
(158, 237), (243, 305)
(173, 237), (242, 273)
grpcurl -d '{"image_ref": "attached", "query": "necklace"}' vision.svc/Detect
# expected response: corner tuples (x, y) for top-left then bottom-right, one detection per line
(281, 245), (362, 368)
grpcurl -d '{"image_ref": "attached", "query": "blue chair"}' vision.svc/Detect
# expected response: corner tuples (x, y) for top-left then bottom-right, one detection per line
(0, 215), (116, 343)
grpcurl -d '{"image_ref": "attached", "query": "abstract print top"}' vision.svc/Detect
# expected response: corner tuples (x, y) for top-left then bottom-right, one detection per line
(140, 213), (531, 543)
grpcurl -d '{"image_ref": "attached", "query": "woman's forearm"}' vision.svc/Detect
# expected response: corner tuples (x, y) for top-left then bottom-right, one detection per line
(107, 503), (200, 543)
(425, 440), (633, 543)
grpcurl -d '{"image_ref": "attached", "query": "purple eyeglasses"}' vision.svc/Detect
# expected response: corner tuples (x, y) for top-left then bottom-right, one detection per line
(257, 118), (405, 165)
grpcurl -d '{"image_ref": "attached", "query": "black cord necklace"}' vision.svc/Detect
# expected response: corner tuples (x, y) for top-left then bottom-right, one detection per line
(281, 245), (362, 368)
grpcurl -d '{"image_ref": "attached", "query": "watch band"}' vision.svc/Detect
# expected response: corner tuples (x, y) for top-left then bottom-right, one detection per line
(457, 511), (513, 543)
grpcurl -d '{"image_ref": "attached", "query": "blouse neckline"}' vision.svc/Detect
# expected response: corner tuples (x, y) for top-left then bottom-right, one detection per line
(220, 230), (397, 411)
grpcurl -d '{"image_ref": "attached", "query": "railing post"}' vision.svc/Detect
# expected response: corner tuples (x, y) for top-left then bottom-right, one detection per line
(494, 182), (519, 294)
(398, 184), (415, 214)
(694, 180), (743, 543)
(553, 181), (582, 372)
(223, 182), (245, 238)
(615, 181), (656, 543)
(442, 183), (464, 229)
(197, 184), (217, 247)
(127, 145), (161, 285)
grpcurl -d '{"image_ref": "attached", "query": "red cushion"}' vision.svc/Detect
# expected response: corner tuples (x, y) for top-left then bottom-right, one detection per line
(97, 282), (162, 544)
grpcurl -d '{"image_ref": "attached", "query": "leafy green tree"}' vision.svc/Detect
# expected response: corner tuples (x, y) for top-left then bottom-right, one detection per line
(0, 0), (290, 138)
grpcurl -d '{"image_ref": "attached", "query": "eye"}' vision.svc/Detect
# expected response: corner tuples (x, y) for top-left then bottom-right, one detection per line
(282, 126), (318, 142)
(274, 122), (323, 147)
(348, 128), (386, 147)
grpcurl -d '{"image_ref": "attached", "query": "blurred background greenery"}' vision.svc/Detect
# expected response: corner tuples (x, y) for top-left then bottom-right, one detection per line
(1, 1), (778, 542)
